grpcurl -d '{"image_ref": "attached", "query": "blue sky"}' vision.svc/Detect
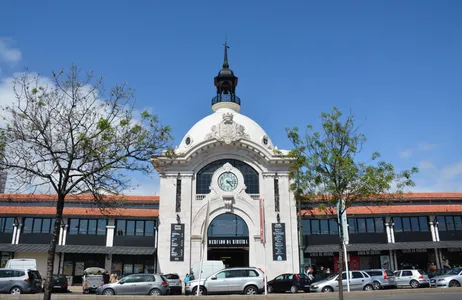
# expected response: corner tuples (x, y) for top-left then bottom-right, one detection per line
(0, 0), (461, 194)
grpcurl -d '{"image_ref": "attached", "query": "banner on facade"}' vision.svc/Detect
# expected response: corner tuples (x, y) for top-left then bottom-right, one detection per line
(208, 237), (249, 247)
(272, 223), (286, 261)
(170, 223), (185, 261)
(259, 197), (265, 244)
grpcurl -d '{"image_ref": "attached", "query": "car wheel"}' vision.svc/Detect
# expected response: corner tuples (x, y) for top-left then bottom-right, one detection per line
(267, 285), (273, 293)
(410, 280), (419, 289)
(364, 284), (373, 291)
(373, 281), (381, 290)
(192, 286), (207, 295)
(449, 280), (461, 288)
(244, 285), (258, 294)
(102, 288), (115, 295)
(290, 285), (298, 293)
(149, 288), (162, 296)
(10, 286), (22, 295)
(322, 286), (333, 292)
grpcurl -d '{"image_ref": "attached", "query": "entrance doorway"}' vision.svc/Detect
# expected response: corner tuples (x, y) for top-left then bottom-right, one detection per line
(208, 249), (249, 268)
(207, 213), (249, 268)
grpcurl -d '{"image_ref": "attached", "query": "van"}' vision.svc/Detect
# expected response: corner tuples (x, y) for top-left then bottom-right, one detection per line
(191, 260), (225, 279)
(5, 259), (37, 271)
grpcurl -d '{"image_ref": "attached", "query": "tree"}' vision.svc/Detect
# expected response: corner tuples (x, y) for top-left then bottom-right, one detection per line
(0, 65), (173, 300)
(286, 107), (417, 300)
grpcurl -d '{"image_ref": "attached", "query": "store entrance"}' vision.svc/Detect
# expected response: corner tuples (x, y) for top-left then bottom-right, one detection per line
(207, 213), (249, 268)
(208, 248), (249, 268)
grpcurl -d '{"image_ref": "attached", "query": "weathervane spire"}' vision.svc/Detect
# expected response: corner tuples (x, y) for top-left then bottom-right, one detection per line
(223, 36), (229, 69)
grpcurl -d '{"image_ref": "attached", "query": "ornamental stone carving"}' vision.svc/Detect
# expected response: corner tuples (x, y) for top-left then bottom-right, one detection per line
(205, 112), (250, 144)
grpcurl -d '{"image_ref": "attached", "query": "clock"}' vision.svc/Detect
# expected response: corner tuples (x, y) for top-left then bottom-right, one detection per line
(218, 172), (238, 192)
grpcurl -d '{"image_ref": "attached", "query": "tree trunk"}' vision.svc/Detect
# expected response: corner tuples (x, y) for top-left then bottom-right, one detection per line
(337, 217), (344, 300)
(43, 194), (65, 300)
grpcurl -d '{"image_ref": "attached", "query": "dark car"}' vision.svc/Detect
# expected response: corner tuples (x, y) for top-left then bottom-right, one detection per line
(267, 273), (310, 293)
(52, 275), (69, 292)
(163, 273), (182, 295)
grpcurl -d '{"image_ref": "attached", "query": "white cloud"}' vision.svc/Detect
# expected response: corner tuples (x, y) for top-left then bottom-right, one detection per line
(418, 160), (435, 170)
(0, 39), (22, 72)
(440, 161), (462, 181)
(399, 149), (413, 159)
(418, 143), (438, 151)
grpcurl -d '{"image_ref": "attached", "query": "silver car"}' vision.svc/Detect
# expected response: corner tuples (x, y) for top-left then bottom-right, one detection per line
(96, 274), (169, 296)
(185, 267), (264, 295)
(363, 269), (397, 290)
(0, 268), (42, 294)
(393, 269), (429, 288)
(430, 267), (462, 288)
(310, 271), (374, 292)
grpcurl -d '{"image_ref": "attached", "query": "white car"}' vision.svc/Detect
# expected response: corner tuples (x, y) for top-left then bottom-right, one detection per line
(310, 271), (374, 292)
(430, 267), (462, 288)
(185, 267), (264, 295)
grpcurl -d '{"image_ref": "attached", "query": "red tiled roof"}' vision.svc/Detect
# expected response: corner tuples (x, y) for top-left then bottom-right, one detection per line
(303, 204), (462, 216)
(0, 194), (159, 203)
(0, 206), (158, 217)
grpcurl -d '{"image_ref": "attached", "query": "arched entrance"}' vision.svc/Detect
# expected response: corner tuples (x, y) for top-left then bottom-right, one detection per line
(207, 213), (249, 268)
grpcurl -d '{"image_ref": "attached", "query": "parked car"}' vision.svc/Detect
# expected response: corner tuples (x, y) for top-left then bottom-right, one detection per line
(393, 269), (429, 288)
(267, 273), (310, 293)
(51, 274), (69, 293)
(430, 267), (462, 288)
(310, 271), (374, 293)
(96, 274), (169, 296)
(428, 269), (451, 279)
(185, 267), (264, 295)
(163, 273), (182, 295)
(363, 269), (397, 290)
(0, 268), (42, 294)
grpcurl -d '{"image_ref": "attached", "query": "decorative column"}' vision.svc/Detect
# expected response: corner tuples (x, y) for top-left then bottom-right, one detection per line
(106, 219), (116, 247)
(14, 222), (22, 244)
(11, 223), (17, 244)
(61, 225), (69, 245)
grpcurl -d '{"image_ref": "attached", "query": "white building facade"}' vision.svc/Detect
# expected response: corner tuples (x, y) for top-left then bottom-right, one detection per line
(153, 44), (300, 280)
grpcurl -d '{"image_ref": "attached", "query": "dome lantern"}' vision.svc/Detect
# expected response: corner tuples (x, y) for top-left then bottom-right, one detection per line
(212, 42), (240, 112)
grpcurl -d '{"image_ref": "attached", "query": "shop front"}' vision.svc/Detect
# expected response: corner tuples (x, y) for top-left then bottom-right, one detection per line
(62, 253), (105, 284)
(111, 255), (155, 278)
(395, 248), (436, 270)
(440, 248), (462, 268)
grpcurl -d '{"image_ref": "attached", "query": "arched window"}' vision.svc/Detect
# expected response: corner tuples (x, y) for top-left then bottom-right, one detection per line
(208, 213), (248, 237)
(196, 159), (259, 194)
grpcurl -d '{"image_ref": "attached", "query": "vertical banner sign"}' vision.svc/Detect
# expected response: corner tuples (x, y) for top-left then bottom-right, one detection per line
(259, 197), (265, 244)
(170, 223), (184, 261)
(272, 223), (287, 261)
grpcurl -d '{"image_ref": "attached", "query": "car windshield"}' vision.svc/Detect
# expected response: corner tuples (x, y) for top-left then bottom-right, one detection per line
(447, 268), (462, 275)
(326, 273), (337, 280)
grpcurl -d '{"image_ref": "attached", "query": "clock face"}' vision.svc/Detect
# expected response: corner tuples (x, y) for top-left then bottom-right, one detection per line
(218, 172), (238, 192)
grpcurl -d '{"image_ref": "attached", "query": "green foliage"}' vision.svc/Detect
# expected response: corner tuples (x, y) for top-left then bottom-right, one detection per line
(286, 106), (418, 213)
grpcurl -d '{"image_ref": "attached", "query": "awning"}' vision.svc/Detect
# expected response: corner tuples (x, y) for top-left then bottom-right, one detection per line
(0, 244), (49, 253)
(57, 245), (156, 255)
(0, 244), (155, 255)
(305, 241), (458, 253)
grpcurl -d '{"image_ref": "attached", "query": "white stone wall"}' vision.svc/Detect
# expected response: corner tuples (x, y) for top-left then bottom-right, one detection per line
(156, 144), (300, 281)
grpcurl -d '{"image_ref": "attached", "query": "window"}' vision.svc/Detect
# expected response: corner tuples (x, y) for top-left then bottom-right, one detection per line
(402, 271), (413, 276)
(0, 218), (14, 233)
(419, 217), (429, 232)
(302, 219), (339, 235)
(437, 216), (462, 232)
(176, 178), (181, 213)
(23, 218), (55, 234)
(274, 177), (280, 212)
(352, 272), (363, 279)
(196, 159), (259, 194)
(320, 220), (329, 234)
(216, 271), (226, 279)
(68, 219), (107, 235)
(375, 218), (384, 233)
(366, 218), (375, 233)
(115, 219), (156, 237)
(348, 219), (356, 233)
(393, 216), (430, 232)
(393, 217), (403, 232)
